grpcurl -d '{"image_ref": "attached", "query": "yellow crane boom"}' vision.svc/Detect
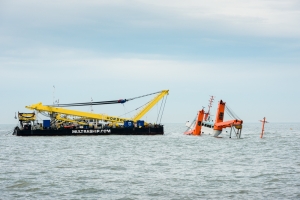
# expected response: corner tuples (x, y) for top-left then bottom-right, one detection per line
(26, 103), (130, 123)
(133, 90), (169, 121)
(25, 90), (169, 124)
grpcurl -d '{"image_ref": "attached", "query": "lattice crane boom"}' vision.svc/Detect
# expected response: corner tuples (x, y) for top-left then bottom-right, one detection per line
(25, 90), (169, 124)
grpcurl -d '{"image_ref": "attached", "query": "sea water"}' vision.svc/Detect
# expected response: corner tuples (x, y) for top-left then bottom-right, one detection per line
(0, 123), (299, 199)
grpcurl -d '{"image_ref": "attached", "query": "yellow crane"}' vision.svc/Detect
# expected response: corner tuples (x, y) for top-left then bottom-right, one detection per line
(18, 112), (36, 121)
(55, 115), (87, 126)
(25, 90), (169, 126)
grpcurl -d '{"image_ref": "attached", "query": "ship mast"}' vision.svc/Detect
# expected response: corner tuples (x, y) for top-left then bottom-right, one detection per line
(204, 96), (214, 121)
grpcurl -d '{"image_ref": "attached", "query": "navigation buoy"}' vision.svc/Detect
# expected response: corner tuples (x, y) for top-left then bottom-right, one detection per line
(259, 117), (268, 138)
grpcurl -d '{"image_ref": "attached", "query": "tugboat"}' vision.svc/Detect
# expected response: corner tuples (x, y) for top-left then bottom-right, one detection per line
(184, 96), (243, 138)
(13, 90), (169, 136)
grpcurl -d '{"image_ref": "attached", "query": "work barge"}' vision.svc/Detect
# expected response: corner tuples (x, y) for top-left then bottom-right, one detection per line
(13, 90), (169, 136)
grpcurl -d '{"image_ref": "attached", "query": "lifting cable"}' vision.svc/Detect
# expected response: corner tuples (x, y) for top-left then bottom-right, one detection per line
(225, 106), (236, 119)
(40, 111), (50, 117)
(126, 91), (162, 101)
(122, 104), (127, 118)
(118, 100), (152, 118)
(225, 104), (241, 120)
(159, 95), (168, 124)
(4, 127), (12, 135)
(48, 90), (163, 107)
(156, 96), (165, 124)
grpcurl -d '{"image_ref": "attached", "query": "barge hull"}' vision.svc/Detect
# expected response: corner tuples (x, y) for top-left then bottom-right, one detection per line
(15, 127), (164, 136)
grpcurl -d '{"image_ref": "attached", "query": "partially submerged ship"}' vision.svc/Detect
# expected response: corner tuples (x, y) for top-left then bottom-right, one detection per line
(184, 96), (243, 138)
(13, 90), (169, 136)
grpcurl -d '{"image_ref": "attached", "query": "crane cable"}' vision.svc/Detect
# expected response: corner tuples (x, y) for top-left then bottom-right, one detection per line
(48, 90), (163, 107)
(127, 90), (162, 101)
(225, 104), (241, 120)
(4, 126), (16, 135)
(159, 95), (168, 124)
(156, 96), (165, 124)
(39, 111), (50, 117)
(118, 99), (152, 118)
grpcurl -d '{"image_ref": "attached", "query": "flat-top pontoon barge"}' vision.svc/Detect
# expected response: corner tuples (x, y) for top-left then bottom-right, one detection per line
(14, 90), (169, 136)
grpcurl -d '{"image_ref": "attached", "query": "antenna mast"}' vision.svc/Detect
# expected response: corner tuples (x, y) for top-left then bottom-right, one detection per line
(53, 85), (55, 105)
(204, 96), (215, 121)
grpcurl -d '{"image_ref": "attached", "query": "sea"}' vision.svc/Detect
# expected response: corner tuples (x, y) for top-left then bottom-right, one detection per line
(0, 123), (299, 200)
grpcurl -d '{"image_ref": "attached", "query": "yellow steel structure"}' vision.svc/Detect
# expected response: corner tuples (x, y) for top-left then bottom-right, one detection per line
(18, 112), (36, 121)
(25, 90), (169, 124)
(55, 115), (87, 125)
(26, 103), (130, 123)
(132, 90), (169, 121)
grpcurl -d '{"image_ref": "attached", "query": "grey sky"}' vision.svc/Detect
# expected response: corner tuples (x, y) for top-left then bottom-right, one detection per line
(1, 0), (299, 124)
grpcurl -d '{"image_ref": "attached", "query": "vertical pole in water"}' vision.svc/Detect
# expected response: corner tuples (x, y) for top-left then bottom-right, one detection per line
(229, 124), (233, 138)
(260, 117), (268, 138)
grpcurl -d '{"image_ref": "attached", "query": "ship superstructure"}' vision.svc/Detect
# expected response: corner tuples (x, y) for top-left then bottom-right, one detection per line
(184, 97), (243, 138)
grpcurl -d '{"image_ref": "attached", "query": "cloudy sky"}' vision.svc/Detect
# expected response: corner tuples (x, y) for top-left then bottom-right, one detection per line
(0, 0), (299, 124)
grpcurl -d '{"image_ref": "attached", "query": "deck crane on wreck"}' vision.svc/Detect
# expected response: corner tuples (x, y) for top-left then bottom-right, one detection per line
(14, 90), (169, 136)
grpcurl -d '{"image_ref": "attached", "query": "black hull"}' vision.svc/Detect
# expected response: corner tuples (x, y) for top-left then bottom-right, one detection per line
(15, 127), (164, 136)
